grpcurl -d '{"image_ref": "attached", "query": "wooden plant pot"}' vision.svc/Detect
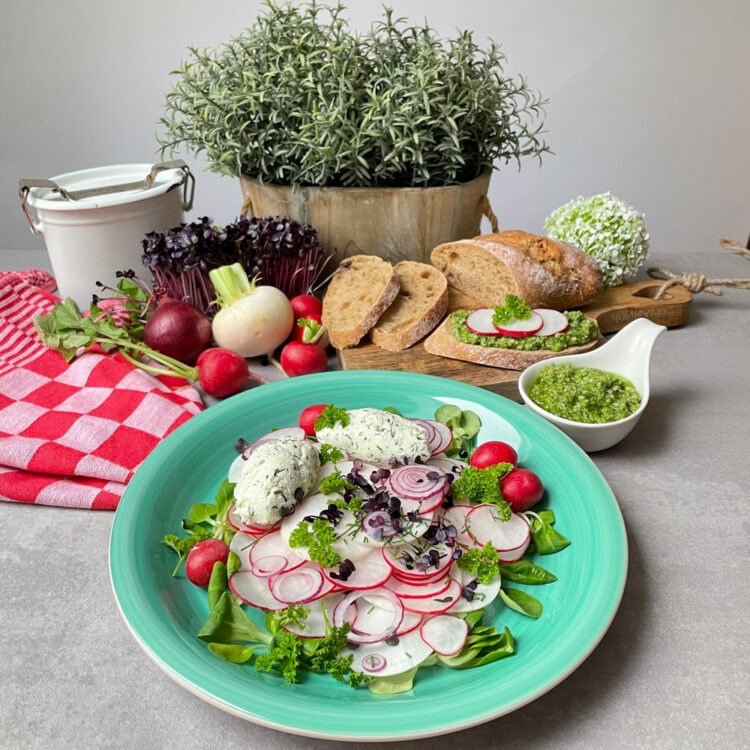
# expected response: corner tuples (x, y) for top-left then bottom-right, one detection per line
(239, 171), (496, 265)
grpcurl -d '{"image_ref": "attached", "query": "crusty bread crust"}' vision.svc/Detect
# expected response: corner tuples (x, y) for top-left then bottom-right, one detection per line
(422, 315), (602, 371)
(370, 261), (449, 352)
(430, 230), (603, 310)
(322, 255), (401, 349)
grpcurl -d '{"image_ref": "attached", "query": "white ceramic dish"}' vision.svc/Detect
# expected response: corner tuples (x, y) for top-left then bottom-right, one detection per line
(518, 318), (666, 452)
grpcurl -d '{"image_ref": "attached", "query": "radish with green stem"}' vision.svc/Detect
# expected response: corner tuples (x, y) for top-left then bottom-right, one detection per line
(33, 298), (265, 398)
(209, 263), (295, 358)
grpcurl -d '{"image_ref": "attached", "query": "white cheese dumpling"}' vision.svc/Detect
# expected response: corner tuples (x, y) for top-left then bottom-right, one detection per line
(234, 437), (319, 526)
(316, 408), (431, 465)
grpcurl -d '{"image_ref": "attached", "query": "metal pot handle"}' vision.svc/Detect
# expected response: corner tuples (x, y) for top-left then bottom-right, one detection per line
(18, 159), (195, 234)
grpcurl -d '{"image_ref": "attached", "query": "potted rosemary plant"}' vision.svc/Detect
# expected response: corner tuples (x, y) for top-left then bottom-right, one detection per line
(158, 1), (550, 263)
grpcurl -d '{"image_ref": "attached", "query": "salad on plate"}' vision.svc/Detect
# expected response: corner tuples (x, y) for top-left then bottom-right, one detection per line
(162, 402), (571, 695)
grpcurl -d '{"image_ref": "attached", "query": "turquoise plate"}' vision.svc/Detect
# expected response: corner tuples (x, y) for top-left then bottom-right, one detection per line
(109, 371), (627, 741)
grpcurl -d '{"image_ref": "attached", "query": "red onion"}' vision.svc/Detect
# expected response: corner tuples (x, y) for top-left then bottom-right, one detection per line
(143, 297), (212, 365)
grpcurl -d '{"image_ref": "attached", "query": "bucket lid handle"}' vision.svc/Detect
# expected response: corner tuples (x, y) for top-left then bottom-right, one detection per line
(18, 160), (195, 233)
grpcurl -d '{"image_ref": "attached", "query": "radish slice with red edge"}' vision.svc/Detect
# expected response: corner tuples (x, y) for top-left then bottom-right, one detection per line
(332, 587), (404, 644)
(402, 577), (463, 615)
(466, 308), (504, 336)
(227, 504), (279, 536)
(282, 592), (348, 639)
(249, 529), (307, 572)
(533, 308), (569, 336)
(465, 506), (531, 561)
(270, 565), (326, 604)
(420, 614), (469, 656)
(493, 310), (544, 338)
(321, 549), (392, 590)
(446, 565), (502, 614)
(228, 570), (289, 611)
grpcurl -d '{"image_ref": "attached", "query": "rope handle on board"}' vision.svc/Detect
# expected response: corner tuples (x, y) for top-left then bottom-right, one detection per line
(647, 239), (750, 298)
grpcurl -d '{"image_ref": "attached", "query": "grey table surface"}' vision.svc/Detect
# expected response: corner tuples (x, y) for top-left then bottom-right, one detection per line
(1, 247), (748, 750)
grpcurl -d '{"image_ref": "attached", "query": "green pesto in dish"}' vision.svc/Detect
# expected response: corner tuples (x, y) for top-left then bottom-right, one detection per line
(528, 363), (641, 423)
(451, 309), (599, 352)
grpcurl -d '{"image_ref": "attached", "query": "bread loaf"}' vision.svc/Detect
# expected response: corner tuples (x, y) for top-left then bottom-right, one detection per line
(423, 315), (602, 371)
(430, 230), (603, 310)
(322, 255), (400, 349)
(369, 261), (448, 352)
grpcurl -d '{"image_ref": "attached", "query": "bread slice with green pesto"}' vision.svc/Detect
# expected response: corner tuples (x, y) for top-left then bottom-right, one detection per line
(369, 261), (449, 352)
(322, 255), (400, 349)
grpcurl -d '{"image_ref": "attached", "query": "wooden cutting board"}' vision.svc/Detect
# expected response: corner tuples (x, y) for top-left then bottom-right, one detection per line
(337, 280), (692, 400)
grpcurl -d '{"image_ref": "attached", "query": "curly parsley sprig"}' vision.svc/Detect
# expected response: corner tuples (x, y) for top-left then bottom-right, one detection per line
(450, 463), (514, 520)
(492, 294), (531, 326)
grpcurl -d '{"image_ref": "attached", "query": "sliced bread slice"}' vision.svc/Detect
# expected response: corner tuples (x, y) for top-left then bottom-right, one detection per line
(369, 261), (449, 352)
(322, 255), (400, 349)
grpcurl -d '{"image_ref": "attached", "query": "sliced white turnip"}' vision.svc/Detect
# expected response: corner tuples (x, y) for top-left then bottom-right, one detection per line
(465, 506), (531, 561)
(466, 308), (504, 336)
(343, 628), (434, 677)
(419, 614), (469, 656)
(228, 570), (288, 611)
(533, 308), (569, 337)
(493, 310), (544, 338)
(401, 577), (463, 615)
(332, 587), (404, 644)
(321, 549), (392, 590)
(269, 564), (327, 605)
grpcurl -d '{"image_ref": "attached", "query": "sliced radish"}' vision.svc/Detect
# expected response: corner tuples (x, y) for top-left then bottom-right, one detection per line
(282, 593), (348, 639)
(321, 549), (392, 590)
(249, 529), (307, 572)
(343, 628), (433, 677)
(533, 308), (569, 337)
(252, 554), (290, 578)
(466, 308), (504, 336)
(402, 577), (462, 615)
(446, 564), (502, 614)
(386, 575), (452, 600)
(493, 310), (544, 338)
(439, 504), (475, 548)
(228, 570), (289, 611)
(382, 543), (453, 583)
(332, 587), (404, 644)
(465, 506), (531, 561)
(229, 529), (255, 570)
(419, 614), (469, 656)
(269, 564), (326, 604)
(227, 504), (279, 536)
(426, 454), (466, 476)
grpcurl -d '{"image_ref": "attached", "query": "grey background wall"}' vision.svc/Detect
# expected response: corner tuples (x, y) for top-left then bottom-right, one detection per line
(2, 0), (748, 258)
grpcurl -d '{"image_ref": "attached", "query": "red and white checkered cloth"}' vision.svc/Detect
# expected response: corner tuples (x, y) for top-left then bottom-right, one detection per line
(0, 271), (204, 509)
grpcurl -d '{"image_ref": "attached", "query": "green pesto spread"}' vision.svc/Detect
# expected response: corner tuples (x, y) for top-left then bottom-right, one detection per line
(451, 309), (599, 352)
(528, 363), (641, 424)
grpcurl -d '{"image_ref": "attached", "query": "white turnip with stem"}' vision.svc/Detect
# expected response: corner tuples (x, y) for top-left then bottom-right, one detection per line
(209, 263), (295, 358)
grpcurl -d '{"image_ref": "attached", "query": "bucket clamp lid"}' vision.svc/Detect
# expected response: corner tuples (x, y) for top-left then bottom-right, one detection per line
(18, 160), (195, 233)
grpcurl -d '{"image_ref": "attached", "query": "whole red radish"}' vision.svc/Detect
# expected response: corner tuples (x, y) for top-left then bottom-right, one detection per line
(196, 347), (250, 397)
(500, 468), (544, 512)
(292, 314), (330, 349)
(144, 297), (212, 365)
(299, 403), (328, 436)
(470, 441), (518, 469)
(185, 538), (230, 588)
(290, 294), (323, 320)
(280, 341), (328, 377)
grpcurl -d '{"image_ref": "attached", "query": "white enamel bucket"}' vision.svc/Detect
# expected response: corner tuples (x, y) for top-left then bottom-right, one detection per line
(19, 161), (195, 306)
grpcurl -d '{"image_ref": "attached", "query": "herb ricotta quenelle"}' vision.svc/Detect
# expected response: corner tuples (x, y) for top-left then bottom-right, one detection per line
(315, 407), (432, 465)
(234, 437), (320, 526)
